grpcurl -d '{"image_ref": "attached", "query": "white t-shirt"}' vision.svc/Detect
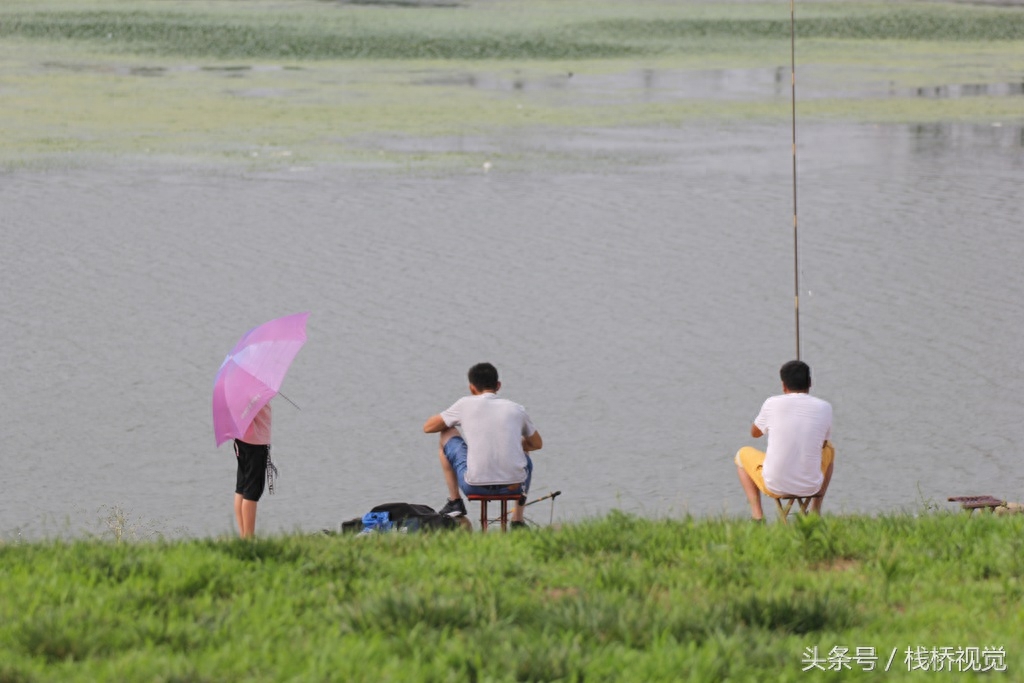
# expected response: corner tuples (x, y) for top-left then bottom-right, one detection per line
(441, 392), (536, 486)
(754, 392), (832, 496)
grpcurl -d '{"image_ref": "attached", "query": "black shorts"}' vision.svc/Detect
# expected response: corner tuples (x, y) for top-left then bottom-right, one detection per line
(235, 439), (269, 501)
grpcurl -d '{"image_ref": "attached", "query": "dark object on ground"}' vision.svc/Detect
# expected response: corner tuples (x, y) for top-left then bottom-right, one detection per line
(337, 502), (460, 534)
(948, 495), (1005, 514)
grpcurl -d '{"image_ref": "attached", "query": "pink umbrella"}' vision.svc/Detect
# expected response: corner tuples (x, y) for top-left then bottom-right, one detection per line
(212, 312), (309, 447)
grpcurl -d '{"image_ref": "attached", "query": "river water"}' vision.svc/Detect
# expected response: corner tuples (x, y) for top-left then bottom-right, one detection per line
(2, 115), (1022, 539)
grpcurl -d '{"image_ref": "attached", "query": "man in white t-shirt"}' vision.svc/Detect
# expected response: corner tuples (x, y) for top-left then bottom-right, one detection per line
(735, 360), (834, 521)
(423, 362), (543, 526)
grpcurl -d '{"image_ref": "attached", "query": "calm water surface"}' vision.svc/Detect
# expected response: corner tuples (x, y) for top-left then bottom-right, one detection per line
(2, 119), (1022, 539)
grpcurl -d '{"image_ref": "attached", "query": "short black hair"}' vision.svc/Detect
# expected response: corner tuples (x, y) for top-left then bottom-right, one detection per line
(780, 360), (811, 392)
(468, 362), (499, 391)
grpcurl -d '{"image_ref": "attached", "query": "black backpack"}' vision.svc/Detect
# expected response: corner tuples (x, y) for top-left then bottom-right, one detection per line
(340, 502), (458, 534)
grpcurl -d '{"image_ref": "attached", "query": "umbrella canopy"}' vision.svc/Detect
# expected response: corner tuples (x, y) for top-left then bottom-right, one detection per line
(212, 312), (309, 447)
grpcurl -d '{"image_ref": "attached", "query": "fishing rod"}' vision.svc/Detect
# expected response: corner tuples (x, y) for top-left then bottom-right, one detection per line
(524, 490), (562, 526)
(523, 490), (562, 508)
(790, 0), (801, 360)
(490, 490), (562, 527)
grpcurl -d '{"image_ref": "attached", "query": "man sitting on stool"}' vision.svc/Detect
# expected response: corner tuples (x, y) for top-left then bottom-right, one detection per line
(735, 359), (834, 521)
(423, 362), (543, 528)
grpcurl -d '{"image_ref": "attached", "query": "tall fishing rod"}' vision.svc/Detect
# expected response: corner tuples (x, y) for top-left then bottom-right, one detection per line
(790, 0), (801, 360)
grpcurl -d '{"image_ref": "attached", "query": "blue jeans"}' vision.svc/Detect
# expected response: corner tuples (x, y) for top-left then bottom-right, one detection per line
(443, 436), (532, 498)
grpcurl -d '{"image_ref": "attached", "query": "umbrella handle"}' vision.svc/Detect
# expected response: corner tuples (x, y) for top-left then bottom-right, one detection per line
(277, 392), (301, 411)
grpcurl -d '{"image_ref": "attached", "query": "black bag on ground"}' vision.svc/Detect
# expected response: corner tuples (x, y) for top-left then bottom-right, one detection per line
(339, 502), (458, 534)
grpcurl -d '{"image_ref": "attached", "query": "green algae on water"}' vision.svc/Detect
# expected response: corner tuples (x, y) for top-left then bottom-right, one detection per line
(2, 0), (1022, 166)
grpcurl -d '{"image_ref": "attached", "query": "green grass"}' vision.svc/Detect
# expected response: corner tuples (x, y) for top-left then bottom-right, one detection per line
(2, 0), (1023, 166)
(1, 512), (1021, 681)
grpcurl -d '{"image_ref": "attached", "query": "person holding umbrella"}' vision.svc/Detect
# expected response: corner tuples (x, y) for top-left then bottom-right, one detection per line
(234, 402), (274, 538)
(213, 312), (308, 538)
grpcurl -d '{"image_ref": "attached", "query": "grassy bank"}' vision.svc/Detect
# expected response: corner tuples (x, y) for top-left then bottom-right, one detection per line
(1, 512), (1021, 681)
(2, 0), (1023, 166)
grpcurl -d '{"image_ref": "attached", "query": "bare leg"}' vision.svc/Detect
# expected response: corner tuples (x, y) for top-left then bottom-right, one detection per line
(737, 466), (764, 521)
(811, 461), (834, 514)
(438, 427), (461, 501)
(240, 499), (258, 538)
(234, 493), (244, 536)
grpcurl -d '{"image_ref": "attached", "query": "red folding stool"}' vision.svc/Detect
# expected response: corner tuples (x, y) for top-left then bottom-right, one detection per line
(466, 492), (523, 532)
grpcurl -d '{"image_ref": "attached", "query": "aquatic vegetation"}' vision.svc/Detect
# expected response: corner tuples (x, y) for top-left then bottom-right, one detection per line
(590, 8), (1024, 45)
(0, 9), (643, 61)
(1, 0), (1022, 165)
(1, 1), (1022, 61)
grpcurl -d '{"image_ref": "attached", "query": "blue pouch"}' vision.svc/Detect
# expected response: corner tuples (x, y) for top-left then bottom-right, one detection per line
(359, 511), (393, 534)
